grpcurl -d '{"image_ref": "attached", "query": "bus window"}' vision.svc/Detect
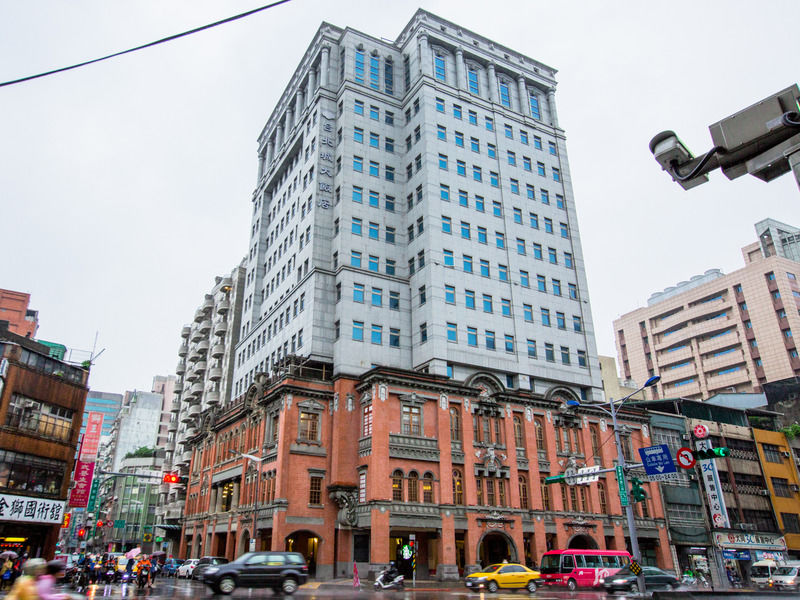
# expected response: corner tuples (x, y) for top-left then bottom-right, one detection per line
(561, 555), (575, 572)
(602, 556), (619, 568)
(584, 554), (602, 568)
(574, 555), (586, 567)
(620, 555), (630, 566)
(540, 554), (561, 574)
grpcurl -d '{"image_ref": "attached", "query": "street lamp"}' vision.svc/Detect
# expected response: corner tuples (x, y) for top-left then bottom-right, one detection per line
(230, 450), (266, 552)
(572, 375), (660, 595)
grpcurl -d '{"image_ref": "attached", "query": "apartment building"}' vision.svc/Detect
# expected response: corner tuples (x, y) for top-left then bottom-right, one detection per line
(0, 288), (39, 339)
(176, 11), (674, 579)
(615, 219), (800, 401)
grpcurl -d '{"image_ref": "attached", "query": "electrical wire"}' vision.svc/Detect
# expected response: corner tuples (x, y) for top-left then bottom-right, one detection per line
(0, 0), (294, 89)
(670, 146), (726, 182)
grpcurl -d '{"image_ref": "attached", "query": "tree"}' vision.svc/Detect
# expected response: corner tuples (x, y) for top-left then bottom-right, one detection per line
(124, 446), (156, 459)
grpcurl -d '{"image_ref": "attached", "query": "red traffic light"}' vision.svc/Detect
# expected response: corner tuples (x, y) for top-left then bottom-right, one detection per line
(163, 473), (179, 484)
(78, 528), (86, 538)
(96, 520), (103, 528)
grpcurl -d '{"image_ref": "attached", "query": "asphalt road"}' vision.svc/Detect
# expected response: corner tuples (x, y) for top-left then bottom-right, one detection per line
(51, 577), (698, 599)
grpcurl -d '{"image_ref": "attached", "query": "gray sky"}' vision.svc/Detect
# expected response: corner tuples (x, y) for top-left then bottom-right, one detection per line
(2, 0), (798, 393)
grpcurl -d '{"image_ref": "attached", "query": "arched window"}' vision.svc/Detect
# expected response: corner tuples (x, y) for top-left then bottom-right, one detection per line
(486, 478), (496, 506)
(519, 476), (529, 509)
(553, 425), (561, 452)
(573, 428), (582, 454)
(422, 473), (434, 503)
(540, 478), (551, 510)
(598, 481), (608, 514)
(560, 484), (568, 512)
(407, 471), (419, 502)
(498, 479), (506, 507)
(590, 425), (600, 458)
(450, 407), (461, 441)
(569, 486), (579, 512)
(392, 470), (404, 502)
(535, 419), (545, 451)
(513, 416), (525, 448)
(580, 486), (590, 513)
(453, 470), (464, 505)
(494, 418), (504, 445)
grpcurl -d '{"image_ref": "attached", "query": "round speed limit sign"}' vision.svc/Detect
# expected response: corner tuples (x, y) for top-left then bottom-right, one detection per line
(677, 447), (696, 469)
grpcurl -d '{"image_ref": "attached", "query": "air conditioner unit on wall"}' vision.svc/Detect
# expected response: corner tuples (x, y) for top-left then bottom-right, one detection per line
(758, 489), (770, 496)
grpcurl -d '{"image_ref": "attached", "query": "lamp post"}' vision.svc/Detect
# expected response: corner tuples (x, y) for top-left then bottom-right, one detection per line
(575, 375), (660, 595)
(230, 450), (266, 552)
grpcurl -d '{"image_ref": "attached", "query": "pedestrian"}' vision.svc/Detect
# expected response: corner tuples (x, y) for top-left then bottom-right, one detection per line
(4, 558), (45, 600)
(1, 556), (13, 590)
(36, 561), (68, 600)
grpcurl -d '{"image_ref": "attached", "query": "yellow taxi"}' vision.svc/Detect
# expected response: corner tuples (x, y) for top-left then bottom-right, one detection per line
(465, 563), (541, 593)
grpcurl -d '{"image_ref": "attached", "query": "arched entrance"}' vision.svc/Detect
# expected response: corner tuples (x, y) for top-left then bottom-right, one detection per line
(239, 529), (251, 555)
(478, 531), (517, 566)
(285, 530), (321, 577)
(567, 534), (599, 549)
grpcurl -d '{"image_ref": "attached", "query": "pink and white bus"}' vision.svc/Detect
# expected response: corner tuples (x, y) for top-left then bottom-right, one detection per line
(538, 549), (632, 590)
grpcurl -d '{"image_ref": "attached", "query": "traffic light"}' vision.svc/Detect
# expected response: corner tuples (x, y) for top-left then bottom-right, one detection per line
(96, 520), (103, 528)
(694, 447), (730, 460)
(162, 473), (187, 484)
(77, 528), (86, 539)
(630, 477), (647, 503)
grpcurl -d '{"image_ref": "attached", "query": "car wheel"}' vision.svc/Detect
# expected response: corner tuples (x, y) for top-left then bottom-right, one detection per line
(567, 578), (577, 592)
(282, 578), (299, 595)
(487, 580), (499, 593)
(631, 581), (641, 593)
(218, 577), (236, 595)
(526, 579), (538, 593)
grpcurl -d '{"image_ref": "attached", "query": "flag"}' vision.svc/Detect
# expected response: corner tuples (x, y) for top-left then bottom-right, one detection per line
(353, 562), (360, 588)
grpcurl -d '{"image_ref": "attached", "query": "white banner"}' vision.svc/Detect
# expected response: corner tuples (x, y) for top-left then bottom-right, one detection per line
(0, 493), (66, 524)
(696, 438), (730, 528)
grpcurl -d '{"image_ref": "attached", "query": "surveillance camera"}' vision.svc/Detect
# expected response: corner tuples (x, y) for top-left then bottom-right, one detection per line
(649, 131), (710, 190)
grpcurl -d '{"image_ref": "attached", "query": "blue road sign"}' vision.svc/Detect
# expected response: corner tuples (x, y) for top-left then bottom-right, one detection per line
(638, 444), (678, 481)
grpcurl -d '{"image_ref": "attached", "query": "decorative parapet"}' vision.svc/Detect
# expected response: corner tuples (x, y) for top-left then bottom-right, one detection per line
(388, 434), (440, 461)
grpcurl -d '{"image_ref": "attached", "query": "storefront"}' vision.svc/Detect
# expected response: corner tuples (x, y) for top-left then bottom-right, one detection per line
(0, 493), (66, 558)
(713, 531), (787, 585)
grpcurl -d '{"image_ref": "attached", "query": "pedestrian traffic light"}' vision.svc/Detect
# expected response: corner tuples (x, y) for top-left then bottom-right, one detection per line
(630, 477), (647, 503)
(694, 447), (730, 460)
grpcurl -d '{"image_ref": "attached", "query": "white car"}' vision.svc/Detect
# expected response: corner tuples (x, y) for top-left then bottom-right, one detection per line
(177, 559), (200, 579)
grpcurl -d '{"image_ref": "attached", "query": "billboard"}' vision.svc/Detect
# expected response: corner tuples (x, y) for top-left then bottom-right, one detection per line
(80, 412), (105, 461)
(68, 461), (96, 508)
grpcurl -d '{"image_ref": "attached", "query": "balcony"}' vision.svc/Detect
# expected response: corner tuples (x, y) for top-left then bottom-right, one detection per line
(187, 350), (201, 363)
(185, 426), (198, 437)
(388, 434), (440, 462)
(202, 295), (214, 311)
(191, 326), (203, 342)
(195, 361), (207, 375)
(654, 297), (730, 334)
(196, 340), (209, 354)
(656, 344), (694, 365)
(194, 308), (205, 323)
(208, 367), (222, 381)
(173, 380), (184, 393)
(213, 321), (228, 337)
(175, 360), (186, 376)
(181, 326), (191, 339)
(168, 420), (178, 433)
(170, 402), (181, 414)
(178, 342), (188, 357)
(180, 410), (195, 424)
(211, 343), (225, 359)
(659, 363), (697, 385)
(697, 331), (743, 355)
(198, 319), (212, 334)
(189, 381), (204, 397)
(702, 348), (745, 372)
(216, 298), (230, 315)
(206, 389), (221, 405)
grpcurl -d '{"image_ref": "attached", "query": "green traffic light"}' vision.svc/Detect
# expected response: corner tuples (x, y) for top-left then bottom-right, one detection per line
(714, 447), (730, 457)
(629, 477), (647, 503)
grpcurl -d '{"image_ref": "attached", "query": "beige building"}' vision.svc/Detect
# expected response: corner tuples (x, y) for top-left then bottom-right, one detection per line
(599, 355), (643, 402)
(614, 219), (800, 401)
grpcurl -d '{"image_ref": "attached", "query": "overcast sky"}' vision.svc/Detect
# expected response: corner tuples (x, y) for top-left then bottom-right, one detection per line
(2, 0), (798, 394)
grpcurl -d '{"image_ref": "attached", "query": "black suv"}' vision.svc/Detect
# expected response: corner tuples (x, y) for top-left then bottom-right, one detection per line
(192, 556), (229, 580)
(201, 551), (308, 595)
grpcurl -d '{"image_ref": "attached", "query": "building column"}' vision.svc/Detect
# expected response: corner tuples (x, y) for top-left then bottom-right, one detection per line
(418, 33), (431, 77)
(455, 48), (466, 90)
(285, 107), (294, 133)
(231, 482), (240, 510)
(517, 76), (528, 116)
(547, 88), (559, 128)
(486, 62), (497, 103)
(320, 45), (330, 88)
(295, 90), (304, 118)
(438, 513), (459, 580)
(275, 123), (284, 148)
(266, 140), (274, 165)
(369, 507), (390, 576)
(257, 150), (266, 180)
(307, 68), (316, 99)
(215, 486), (223, 513)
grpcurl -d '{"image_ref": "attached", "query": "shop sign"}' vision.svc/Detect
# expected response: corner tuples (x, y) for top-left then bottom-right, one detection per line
(0, 493), (66, 524)
(722, 550), (751, 560)
(80, 412), (104, 461)
(755, 550), (785, 561)
(68, 461), (96, 508)
(696, 438), (729, 528)
(713, 531), (787, 550)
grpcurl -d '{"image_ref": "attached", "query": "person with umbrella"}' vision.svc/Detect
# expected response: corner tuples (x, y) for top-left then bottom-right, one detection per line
(0, 552), (15, 591)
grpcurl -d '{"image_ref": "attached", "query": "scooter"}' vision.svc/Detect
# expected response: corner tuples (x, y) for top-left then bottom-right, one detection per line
(103, 566), (116, 584)
(374, 569), (404, 591)
(137, 566), (151, 590)
(72, 566), (90, 592)
(118, 570), (133, 585)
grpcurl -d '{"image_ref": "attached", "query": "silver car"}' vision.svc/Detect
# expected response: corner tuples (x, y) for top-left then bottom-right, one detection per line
(771, 566), (800, 591)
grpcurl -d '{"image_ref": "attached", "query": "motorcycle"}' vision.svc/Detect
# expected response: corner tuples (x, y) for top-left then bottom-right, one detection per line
(137, 566), (151, 590)
(72, 567), (90, 592)
(118, 571), (133, 585)
(374, 569), (404, 591)
(103, 566), (116, 584)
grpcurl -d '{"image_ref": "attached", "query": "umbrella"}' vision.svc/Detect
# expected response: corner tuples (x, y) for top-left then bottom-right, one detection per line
(125, 548), (141, 560)
(0, 551), (18, 560)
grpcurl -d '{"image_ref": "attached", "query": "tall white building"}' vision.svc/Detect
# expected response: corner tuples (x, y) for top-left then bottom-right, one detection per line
(232, 9), (602, 402)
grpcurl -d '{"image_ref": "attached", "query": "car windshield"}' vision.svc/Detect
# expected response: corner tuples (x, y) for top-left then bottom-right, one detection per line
(540, 555), (561, 574)
(481, 564), (502, 573)
(775, 567), (798, 576)
(751, 566), (772, 577)
(211, 558), (229, 565)
(233, 553), (254, 564)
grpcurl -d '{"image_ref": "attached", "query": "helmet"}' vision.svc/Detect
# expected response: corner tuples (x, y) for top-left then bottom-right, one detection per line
(23, 558), (47, 576)
(389, 561), (396, 567)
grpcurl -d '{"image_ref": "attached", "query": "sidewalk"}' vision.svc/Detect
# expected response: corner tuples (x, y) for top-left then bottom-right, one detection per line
(306, 577), (465, 591)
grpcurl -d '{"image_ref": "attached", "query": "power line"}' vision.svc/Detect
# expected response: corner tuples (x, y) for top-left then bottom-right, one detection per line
(0, 0), (294, 89)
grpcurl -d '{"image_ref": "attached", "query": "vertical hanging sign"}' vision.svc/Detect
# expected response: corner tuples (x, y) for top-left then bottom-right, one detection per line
(317, 109), (336, 209)
(696, 437), (730, 528)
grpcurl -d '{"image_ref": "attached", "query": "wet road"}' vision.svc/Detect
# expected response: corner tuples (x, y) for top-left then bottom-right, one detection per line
(60, 577), (694, 599)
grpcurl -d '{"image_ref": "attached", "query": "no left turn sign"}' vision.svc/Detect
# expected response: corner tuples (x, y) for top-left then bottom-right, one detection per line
(677, 447), (696, 469)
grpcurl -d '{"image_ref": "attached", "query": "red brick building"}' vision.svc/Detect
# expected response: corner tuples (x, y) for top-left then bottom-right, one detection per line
(0, 289), (39, 339)
(179, 361), (672, 579)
